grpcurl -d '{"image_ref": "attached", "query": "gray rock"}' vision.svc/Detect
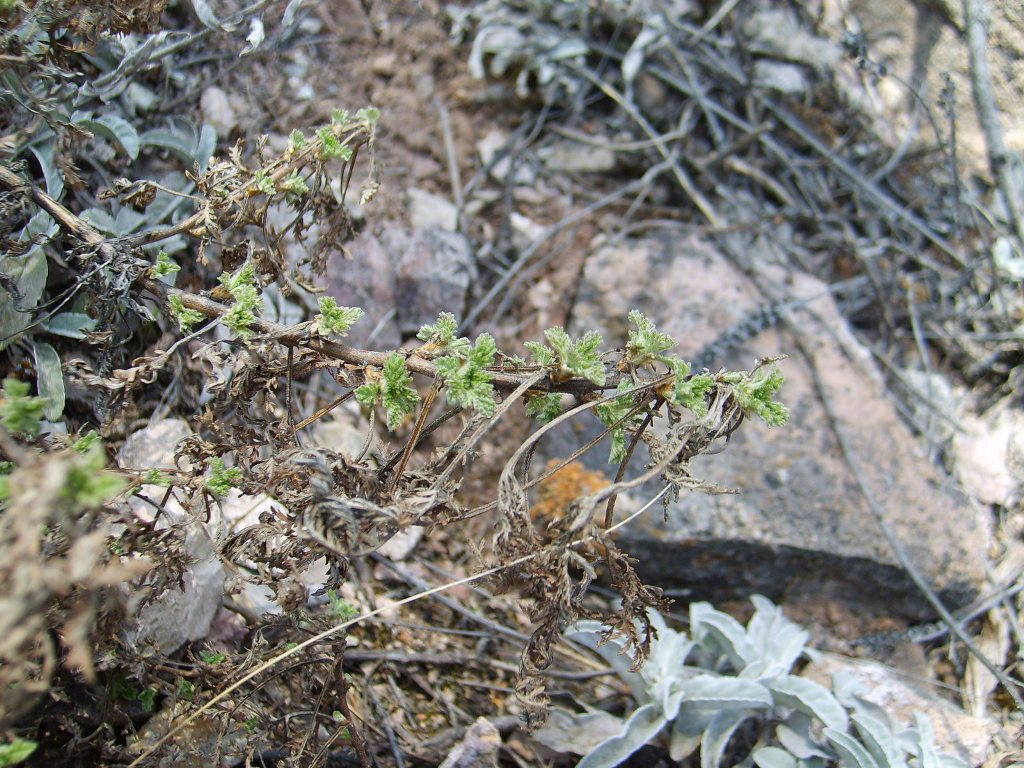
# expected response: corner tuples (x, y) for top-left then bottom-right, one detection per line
(326, 229), (401, 349)
(742, 8), (841, 71)
(199, 86), (237, 137)
(119, 419), (226, 655)
(753, 59), (810, 95)
(477, 129), (536, 185)
(439, 717), (501, 768)
(395, 227), (476, 337)
(953, 402), (1024, 507)
(561, 232), (988, 620)
(538, 139), (616, 173)
(408, 187), (458, 232)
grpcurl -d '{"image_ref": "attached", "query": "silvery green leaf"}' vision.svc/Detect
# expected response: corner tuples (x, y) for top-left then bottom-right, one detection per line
(937, 756), (969, 768)
(669, 704), (714, 761)
(770, 675), (848, 732)
(622, 26), (661, 90)
(22, 209), (58, 241)
(851, 713), (907, 768)
(753, 747), (798, 768)
(79, 208), (118, 235)
(188, 0), (226, 30)
(114, 206), (147, 235)
(642, 617), (692, 694)
(690, 602), (755, 670)
(567, 621), (647, 702)
(241, 18), (265, 55)
(469, 26), (524, 79)
(824, 728), (880, 768)
(534, 708), (626, 756)
(913, 713), (940, 768)
(577, 703), (667, 768)
(744, 595), (809, 678)
(776, 712), (830, 759)
(33, 342), (65, 421)
(44, 312), (97, 340)
(684, 674), (772, 708)
(548, 38), (588, 61)
(195, 124), (217, 172)
(0, 240), (49, 351)
(282, 0), (305, 28)
(83, 32), (169, 98)
(28, 142), (64, 199)
(140, 127), (197, 164)
(78, 114), (140, 161)
(700, 709), (751, 768)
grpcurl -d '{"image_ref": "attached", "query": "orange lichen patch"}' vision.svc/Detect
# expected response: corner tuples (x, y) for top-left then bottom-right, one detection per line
(531, 459), (611, 525)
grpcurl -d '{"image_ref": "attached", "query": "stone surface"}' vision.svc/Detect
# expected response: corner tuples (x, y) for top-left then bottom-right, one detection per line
(326, 228), (402, 349)
(395, 226), (477, 337)
(538, 139), (616, 174)
(408, 187), (458, 232)
(562, 232), (988, 620)
(805, 652), (1003, 766)
(199, 86), (237, 137)
(753, 59), (810, 95)
(439, 717), (501, 768)
(119, 419), (226, 655)
(819, 0), (1024, 174)
(953, 401), (1024, 507)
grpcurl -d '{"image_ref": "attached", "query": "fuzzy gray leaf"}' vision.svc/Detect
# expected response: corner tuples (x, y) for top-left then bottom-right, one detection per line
(79, 114), (140, 161)
(690, 601), (755, 670)
(824, 728), (880, 768)
(851, 713), (907, 768)
(753, 746), (798, 768)
(700, 709), (750, 768)
(44, 312), (97, 340)
(577, 703), (667, 768)
(770, 675), (848, 732)
(33, 342), (65, 421)
(684, 674), (772, 708)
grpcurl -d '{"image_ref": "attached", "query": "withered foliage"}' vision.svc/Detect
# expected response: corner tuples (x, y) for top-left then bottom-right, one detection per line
(0, 439), (171, 726)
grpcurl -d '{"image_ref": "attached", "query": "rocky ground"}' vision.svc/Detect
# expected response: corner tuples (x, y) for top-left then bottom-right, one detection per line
(1, 0), (1023, 766)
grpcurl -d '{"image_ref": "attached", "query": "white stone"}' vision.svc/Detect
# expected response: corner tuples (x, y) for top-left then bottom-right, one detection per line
(408, 187), (458, 232)
(199, 86), (237, 137)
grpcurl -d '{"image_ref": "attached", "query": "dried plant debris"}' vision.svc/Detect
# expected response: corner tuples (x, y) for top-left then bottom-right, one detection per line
(0, 0), (1021, 765)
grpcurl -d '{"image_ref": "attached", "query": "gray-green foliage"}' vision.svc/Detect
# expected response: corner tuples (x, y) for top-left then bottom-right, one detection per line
(551, 597), (968, 768)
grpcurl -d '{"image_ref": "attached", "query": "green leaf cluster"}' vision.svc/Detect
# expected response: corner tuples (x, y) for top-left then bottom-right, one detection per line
(218, 261), (261, 339)
(64, 441), (126, 509)
(669, 360), (714, 418)
(149, 250), (180, 279)
(416, 312), (470, 356)
(356, 352), (421, 431)
(317, 126), (354, 162)
(279, 169), (309, 200)
(724, 364), (789, 427)
(594, 381), (640, 464)
(435, 333), (498, 416)
(314, 297), (364, 338)
(205, 457), (242, 497)
(288, 129), (307, 153)
(624, 309), (676, 368)
(252, 168), (276, 196)
(0, 378), (45, 436)
(525, 327), (605, 386)
(524, 392), (563, 424)
(168, 295), (205, 333)
(0, 738), (37, 766)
